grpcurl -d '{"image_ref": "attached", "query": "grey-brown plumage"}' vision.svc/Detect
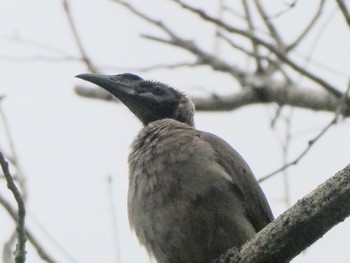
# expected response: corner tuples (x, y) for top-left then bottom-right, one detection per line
(76, 73), (274, 263)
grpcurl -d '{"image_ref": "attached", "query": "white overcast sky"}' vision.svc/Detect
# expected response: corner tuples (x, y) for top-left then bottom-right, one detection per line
(0, 1), (350, 263)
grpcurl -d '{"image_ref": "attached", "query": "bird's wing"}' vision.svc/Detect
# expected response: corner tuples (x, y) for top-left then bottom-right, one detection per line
(199, 131), (274, 231)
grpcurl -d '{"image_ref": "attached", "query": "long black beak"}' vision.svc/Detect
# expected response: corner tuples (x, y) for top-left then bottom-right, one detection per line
(76, 73), (156, 124)
(76, 73), (138, 98)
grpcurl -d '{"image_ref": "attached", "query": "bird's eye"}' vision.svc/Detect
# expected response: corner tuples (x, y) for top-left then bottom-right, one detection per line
(153, 86), (164, 96)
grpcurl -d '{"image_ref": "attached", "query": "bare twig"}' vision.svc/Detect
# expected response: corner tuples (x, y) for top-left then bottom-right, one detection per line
(213, 0), (224, 56)
(218, 32), (290, 79)
(259, 82), (350, 182)
(270, 1), (298, 18)
(293, 6), (339, 85)
(0, 35), (81, 63)
(107, 175), (121, 263)
(28, 213), (80, 263)
(219, 32), (294, 83)
(62, 0), (97, 72)
(128, 61), (202, 72)
(253, 0), (285, 48)
(294, 49), (349, 80)
(222, 4), (246, 20)
(0, 55), (80, 62)
(260, 118), (334, 182)
(336, 0), (350, 30)
(281, 112), (293, 208)
(287, 0), (326, 51)
(141, 34), (246, 81)
(278, 110), (294, 208)
(170, 0), (343, 98)
(2, 35), (75, 57)
(0, 103), (26, 191)
(241, 0), (263, 71)
(1, 95), (28, 261)
(0, 152), (26, 263)
(218, 32), (260, 58)
(112, 0), (245, 81)
(0, 194), (56, 263)
(82, 60), (202, 73)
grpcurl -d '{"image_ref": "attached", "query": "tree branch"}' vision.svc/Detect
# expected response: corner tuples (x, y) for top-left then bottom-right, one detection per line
(336, 0), (350, 30)
(241, 0), (263, 71)
(287, 0), (326, 51)
(76, 74), (345, 116)
(141, 34), (247, 80)
(259, 82), (350, 182)
(0, 194), (57, 263)
(253, 0), (285, 48)
(215, 163), (350, 262)
(0, 152), (26, 263)
(170, 0), (343, 98)
(62, 0), (97, 73)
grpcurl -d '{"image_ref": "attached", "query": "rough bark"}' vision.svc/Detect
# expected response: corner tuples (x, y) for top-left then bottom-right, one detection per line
(215, 164), (350, 263)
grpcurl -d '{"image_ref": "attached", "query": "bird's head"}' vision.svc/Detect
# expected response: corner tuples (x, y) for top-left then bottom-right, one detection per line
(76, 73), (195, 126)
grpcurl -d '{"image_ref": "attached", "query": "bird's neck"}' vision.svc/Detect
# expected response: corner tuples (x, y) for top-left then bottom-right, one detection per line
(131, 119), (192, 151)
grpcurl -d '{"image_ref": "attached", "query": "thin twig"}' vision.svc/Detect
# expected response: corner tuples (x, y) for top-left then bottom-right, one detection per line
(2, 35), (75, 57)
(336, 0), (350, 30)
(281, 111), (293, 208)
(294, 6), (339, 86)
(222, 4), (246, 20)
(219, 32), (260, 58)
(270, 1), (298, 18)
(253, 0), (285, 48)
(112, 0), (246, 80)
(287, 0), (326, 51)
(0, 55), (80, 62)
(219, 32), (292, 83)
(241, 0), (263, 71)
(127, 61), (202, 72)
(0, 194), (56, 263)
(213, 0), (224, 57)
(141, 34), (247, 80)
(1, 95), (28, 259)
(0, 102), (26, 192)
(218, 32), (289, 78)
(259, 82), (350, 182)
(28, 213), (80, 263)
(62, 0), (97, 72)
(294, 49), (349, 80)
(107, 175), (121, 263)
(0, 152), (26, 263)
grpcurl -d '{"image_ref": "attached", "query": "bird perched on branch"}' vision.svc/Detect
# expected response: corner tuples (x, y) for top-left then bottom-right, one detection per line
(76, 73), (274, 263)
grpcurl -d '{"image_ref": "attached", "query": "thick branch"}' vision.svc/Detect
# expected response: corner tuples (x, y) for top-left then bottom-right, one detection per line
(75, 77), (344, 115)
(216, 163), (350, 262)
(194, 84), (340, 113)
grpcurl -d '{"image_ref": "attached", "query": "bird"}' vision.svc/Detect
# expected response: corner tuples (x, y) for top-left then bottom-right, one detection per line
(76, 73), (274, 263)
